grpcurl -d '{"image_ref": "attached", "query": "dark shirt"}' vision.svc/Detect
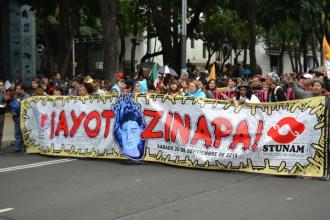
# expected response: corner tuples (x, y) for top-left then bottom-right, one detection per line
(268, 86), (287, 102)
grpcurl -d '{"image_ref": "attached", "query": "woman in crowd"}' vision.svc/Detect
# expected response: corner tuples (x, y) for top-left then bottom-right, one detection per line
(134, 81), (142, 93)
(180, 80), (189, 95)
(227, 78), (238, 92)
(41, 76), (49, 92)
(198, 78), (214, 99)
(187, 80), (206, 98)
(77, 85), (88, 96)
(168, 79), (182, 96)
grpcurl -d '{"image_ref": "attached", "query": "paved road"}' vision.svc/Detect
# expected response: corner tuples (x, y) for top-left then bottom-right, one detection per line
(0, 114), (329, 220)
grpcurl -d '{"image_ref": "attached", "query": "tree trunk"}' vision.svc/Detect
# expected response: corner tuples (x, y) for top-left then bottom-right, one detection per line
(119, 35), (125, 70)
(311, 33), (319, 67)
(130, 0), (140, 75)
(150, 0), (207, 72)
(297, 46), (303, 73)
(205, 47), (215, 69)
(243, 45), (248, 65)
(100, 0), (119, 82)
(234, 49), (242, 64)
(150, 1), (174, 67)
(319, 37), (324, 66)
(248, 0), (257, 75)
(288, 51), (297, 73)
(56, 0), (79, 76)
(278, 41), (285, 75)
(301, 35), (308, 72)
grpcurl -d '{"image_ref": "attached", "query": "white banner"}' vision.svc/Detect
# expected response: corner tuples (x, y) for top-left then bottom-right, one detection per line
(22, 94), (329, 178)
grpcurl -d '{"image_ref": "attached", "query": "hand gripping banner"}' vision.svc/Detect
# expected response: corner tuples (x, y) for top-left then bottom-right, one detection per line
(21, 94), (329, 179)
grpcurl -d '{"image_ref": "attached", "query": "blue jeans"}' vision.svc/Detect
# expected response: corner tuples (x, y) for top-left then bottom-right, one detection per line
(14, 116), (23, 151)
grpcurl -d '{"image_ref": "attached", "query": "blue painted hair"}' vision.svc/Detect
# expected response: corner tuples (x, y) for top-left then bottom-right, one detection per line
(112, 94), (146, 160)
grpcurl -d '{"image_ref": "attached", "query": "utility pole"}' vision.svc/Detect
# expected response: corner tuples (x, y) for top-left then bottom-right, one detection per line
(181, 0), (187, 73)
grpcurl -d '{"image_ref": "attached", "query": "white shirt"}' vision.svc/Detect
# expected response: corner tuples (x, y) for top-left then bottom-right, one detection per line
(234, 94), (260, 103)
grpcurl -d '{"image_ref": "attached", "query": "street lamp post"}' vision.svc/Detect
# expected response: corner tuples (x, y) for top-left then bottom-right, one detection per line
(181, 0), (187, 73)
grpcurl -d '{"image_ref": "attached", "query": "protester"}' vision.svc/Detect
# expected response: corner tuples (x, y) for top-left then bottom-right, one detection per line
(69, 77), (79, 96)
(168, 79), (182, 96)
(53, 86), (64, 96)
(265, 72), (287, 102)
(207, 79), (217, 92)
(283, 73), (325, 99)
(227, 78), (238, 92)
(31, 78), (40, 95)
(251, 76), (263, 90)
(198, 78), (214, 99)
(180, 80), (189, 95)
(0, 80), (6, 151)
(32, 88), (46, 96)
(77, 85), (88, 96)
(41, 76), (49, 92)
(233, 81), (260, 104)
(187, 80), (206, 98)
(134, 81), (142, 93)
(7, 84), (30, 152)
(47, 81), (56, 95)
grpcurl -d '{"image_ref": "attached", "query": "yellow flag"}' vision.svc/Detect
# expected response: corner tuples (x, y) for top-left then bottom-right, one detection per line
(208, 64), (216, 81)
(323, 36), (330, 60)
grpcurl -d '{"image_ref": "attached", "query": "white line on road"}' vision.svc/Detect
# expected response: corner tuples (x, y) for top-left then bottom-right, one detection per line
(0, 208), (14, 213)
(0, 159), (76, 173)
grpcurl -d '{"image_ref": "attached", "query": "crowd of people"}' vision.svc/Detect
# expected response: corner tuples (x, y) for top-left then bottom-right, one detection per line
(12, 65), (329, 104)
(0, 63), (329, 152)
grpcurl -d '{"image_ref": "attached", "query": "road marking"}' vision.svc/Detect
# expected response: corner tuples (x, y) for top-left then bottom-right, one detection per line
(0, 208), (14, 213)
(0, 159), (76, 173)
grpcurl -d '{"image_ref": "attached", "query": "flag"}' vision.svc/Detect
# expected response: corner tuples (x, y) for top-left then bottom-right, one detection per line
(323, 36), (330, 60)
(150, 63), (159, 87)
(208, 64), (216, 81)
(323, 36), (330, 78)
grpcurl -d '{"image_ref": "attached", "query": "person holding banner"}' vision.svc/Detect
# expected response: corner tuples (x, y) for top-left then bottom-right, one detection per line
(265, 72), (287, 102)
(0, 80), (6, 151)
(233, 81), (260, 104)
(187, 80), (206, 98)
(283, 73), (325, 99)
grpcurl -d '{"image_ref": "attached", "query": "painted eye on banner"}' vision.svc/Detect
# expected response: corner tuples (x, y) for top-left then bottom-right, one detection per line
(267, 117), (305, 144)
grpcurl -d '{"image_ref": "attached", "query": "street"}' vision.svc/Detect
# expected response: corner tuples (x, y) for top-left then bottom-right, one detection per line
(0, 114), (330, 220)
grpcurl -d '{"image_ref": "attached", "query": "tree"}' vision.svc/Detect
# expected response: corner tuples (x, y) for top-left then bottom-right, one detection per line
(99, 0), (119, 82)
(247, 0), (257, 75)
(147, 0), (216, 72)
(197, 7), (249, 71)
(24, 0), (81, 76)
(118, 0), (136, 71)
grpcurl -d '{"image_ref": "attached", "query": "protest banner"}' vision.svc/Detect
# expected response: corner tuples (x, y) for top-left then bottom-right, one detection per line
(21, 94), (329, 179)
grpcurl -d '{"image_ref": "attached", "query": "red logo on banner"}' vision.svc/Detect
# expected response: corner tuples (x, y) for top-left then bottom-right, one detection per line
(267, 117), (305, 144)
(40, 114), (48, 128)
